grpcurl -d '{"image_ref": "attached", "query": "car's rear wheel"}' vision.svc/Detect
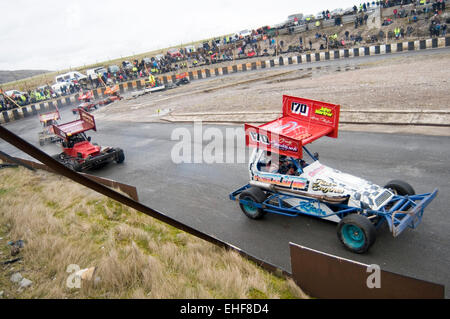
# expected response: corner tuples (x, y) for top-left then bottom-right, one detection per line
(337, 214), (376, 254)
(384, 180), (415, 196)
(239, 187), (267, 220)
(52, 153), (63, 161)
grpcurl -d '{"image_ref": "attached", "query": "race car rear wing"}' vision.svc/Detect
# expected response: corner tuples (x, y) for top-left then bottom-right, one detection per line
(176, 72), (188, 79)
(38, 106), (61, 123)
(245, 95), (340, 159)
(78, 91), (93, 101)
(52, 109), (96, 141)
(104, 85), (119, 95)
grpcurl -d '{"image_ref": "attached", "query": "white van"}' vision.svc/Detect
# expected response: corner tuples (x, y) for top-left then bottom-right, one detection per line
(51, 82), (69, 95)
(55, 71), (87, 84)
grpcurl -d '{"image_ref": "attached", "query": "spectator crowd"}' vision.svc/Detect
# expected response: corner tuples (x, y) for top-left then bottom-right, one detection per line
(0, 83), (83, 111)
(1, 0), (447, 112)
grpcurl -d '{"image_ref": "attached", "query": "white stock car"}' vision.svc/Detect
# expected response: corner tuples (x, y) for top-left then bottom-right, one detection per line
(229, 95), (438, 253)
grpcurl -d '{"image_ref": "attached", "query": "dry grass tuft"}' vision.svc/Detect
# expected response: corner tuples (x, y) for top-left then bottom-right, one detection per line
(0, 167), (308, 299)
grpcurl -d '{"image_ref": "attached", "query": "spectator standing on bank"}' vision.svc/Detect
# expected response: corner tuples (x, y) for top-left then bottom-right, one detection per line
(406, 26), (413, 37)
(435, 23), (441, 36)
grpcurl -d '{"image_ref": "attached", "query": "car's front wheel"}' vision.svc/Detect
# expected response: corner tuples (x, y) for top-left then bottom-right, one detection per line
(337, 214), (376, 254)
(384, 180), (415, 196)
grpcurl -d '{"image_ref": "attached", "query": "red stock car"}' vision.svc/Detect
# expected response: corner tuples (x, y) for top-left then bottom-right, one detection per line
(52, 109), (124, 171)
(72, 91), (98, 114)
(38, 107), (62, 146)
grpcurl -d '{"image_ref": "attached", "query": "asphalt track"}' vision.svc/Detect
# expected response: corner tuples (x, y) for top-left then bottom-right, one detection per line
(1, 47), (450, 297)
(1, 117), (450, 296)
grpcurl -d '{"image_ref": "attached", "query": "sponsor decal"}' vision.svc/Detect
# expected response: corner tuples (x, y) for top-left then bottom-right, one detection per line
(283, 176), (309, 190)
(278, 136), (299, 151)
(315, 106), (333, 117)
(271, 140), (298, 153)
(312, 179), (344, 194)
(291, 179), (309, 191)
(298, 201), (326, 216)
(249, 131), (270, 145)
(254, 173), (309, 191)
(255, 174), (291, 188)
(249, 131), (298, 153)
(291, 102), (309, 116)
(311, 115), (333, 125)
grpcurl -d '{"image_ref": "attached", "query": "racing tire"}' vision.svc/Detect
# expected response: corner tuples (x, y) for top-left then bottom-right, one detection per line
(239, 187), (267, 220)
(337, 214), (376, 254)
(52, 153), (63, 161)
(67, 160), (82, 172)
(384, 180), (415, 196)
(115, 149), (125, 164)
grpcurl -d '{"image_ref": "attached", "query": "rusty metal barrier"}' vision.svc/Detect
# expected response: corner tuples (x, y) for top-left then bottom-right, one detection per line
(0, 124), (290, 280)
(0, 150), (35, 171)
(290, 243), (445, 299)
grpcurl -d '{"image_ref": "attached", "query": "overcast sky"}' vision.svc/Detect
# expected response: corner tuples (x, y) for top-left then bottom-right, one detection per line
(0, 0), (361, 71)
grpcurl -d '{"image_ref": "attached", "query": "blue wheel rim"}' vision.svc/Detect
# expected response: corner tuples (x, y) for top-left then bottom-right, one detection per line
(242, 197), (257, 216)
(341, 224), (366, 250)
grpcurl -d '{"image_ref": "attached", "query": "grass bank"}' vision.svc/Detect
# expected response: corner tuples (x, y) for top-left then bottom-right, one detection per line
(0, 166), (307, 299)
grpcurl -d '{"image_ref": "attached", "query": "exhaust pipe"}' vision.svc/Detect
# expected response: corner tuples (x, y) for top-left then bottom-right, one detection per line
(250, 180), (275, 191)
(250, 180), (347, 203)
